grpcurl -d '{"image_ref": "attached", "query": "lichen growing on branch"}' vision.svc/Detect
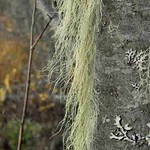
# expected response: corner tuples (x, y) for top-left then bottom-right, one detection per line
(45, 0), (102, 149)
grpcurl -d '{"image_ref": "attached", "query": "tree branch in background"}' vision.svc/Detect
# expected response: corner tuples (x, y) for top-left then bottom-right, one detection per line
(37, 0), (56, 18)
(37, 0), (58, 26)
(31, 15), (53, 51)
(17, 0), (53, 149)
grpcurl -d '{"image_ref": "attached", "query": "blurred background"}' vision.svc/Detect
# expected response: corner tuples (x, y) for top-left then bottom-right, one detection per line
(0, 0), (64, 149)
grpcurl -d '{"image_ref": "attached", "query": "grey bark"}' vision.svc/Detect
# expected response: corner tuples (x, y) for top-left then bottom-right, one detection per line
(94, 0), (150, 149)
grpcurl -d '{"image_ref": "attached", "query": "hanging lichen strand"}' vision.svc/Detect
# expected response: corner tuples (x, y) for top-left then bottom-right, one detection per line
(46, 0), (102, 150)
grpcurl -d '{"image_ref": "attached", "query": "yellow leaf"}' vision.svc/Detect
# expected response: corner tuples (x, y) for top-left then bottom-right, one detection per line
(44, 83), (52, 90)
(39, 93), (49, 101)
(36, 71), (41, 79)
(39, 103), (55, 111)
(4, 74), (12, 93)
(30, 81), (36, 91)
(12, 68), (17, 75)
(0, 88), (6, 103)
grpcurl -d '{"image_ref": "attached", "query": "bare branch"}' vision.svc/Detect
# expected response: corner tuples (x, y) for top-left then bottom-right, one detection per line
(31, 15), (53, 51)
(17, 1), (37, 150)
(17, 1), (53, 150)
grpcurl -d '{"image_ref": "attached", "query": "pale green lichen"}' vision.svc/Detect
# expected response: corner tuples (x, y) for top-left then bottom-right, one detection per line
(45, 0), (102, 149)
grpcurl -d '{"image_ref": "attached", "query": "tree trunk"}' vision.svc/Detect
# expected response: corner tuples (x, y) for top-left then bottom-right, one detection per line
(94, 0), (150, 149)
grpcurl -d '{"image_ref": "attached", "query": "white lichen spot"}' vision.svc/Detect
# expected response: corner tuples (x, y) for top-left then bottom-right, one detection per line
(110, 116), (149, 146)
(102, 115), (110, 124)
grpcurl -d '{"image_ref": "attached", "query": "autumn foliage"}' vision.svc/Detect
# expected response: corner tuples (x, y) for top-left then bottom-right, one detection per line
(0, 39), (27, 101)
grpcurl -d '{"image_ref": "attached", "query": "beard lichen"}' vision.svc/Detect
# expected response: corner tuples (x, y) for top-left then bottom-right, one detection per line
(45, 0), (102, 149)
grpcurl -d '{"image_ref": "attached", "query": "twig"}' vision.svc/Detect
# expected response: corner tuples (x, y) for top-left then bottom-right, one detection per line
(17, 1), (36, 150)
(30, 15), (53, 51)
(17, 1), (53, 149)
